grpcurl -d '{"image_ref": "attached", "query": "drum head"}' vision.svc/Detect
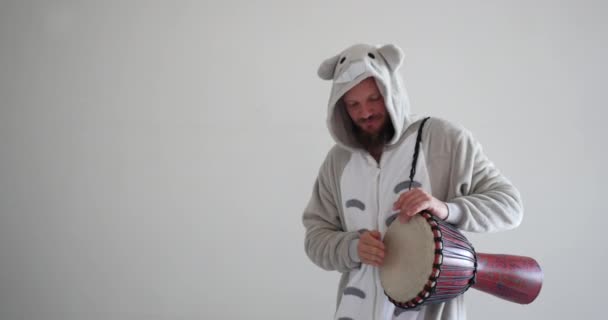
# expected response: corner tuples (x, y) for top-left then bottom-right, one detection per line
(380, 214), (435, 303)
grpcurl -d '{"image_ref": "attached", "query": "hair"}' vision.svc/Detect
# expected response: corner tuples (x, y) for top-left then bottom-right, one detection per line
(340, 100), (395, 149)
(353, 118), (395, 149)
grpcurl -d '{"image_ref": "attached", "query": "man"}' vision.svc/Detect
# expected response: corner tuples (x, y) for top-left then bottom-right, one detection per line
(302, 43), (523, 320)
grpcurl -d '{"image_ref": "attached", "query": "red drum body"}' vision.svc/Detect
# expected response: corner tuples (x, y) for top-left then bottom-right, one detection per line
(380, 212), (543, 309)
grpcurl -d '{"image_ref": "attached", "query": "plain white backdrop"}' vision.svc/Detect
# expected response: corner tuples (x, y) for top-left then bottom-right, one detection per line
(1, 1), (606, 319)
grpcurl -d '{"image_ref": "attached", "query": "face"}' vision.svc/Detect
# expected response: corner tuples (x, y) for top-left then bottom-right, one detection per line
(342, 77), (388, 137)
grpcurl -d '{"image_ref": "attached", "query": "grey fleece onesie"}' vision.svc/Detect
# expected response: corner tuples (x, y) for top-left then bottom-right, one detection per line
(302, 43), (523, 320)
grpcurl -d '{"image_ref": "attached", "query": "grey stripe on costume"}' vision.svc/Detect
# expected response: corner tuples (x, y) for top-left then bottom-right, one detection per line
(394, 180), (422, 193)
(345, 199), (365, 211)
(338, 318), (354, 320)
(386, 213), (398, 227)
(343, 287), (366, 299)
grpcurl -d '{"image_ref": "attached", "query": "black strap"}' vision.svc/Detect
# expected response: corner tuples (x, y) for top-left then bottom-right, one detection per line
(408, 117), (431, 190)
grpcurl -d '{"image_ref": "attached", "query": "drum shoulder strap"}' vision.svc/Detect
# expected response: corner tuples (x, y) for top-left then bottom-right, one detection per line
(407, 116), (431, 191)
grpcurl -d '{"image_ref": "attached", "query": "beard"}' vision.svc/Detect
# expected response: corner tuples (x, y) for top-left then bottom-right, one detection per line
(352, 116), (395, 150)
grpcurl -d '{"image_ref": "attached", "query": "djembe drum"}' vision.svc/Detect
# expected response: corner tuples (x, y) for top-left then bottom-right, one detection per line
(379, 212), (543, 309)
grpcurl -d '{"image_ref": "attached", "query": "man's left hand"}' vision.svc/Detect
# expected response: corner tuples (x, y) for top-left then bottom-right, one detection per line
(393, 188), (448, 223)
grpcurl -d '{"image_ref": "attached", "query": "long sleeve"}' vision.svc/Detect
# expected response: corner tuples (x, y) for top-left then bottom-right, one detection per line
(302, 152), (361, 272)
(426, 118), (524, 233)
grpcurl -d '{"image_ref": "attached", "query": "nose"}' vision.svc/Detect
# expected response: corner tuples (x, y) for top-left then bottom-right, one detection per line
(360, 103), (374, 119)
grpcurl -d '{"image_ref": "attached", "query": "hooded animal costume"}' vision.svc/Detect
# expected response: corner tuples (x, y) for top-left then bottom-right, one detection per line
(302, 43), (523, 320)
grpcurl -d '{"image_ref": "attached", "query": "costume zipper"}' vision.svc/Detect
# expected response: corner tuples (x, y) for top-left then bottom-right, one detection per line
(373, 157), (381, 320)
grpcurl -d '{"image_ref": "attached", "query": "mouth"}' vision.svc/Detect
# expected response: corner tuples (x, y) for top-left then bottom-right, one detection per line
(360, 116), (380, 126)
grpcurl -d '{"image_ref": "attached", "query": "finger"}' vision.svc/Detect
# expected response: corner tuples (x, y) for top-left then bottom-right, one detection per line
(360, 244), (385, 258)
(362, 236), (385, 251)
(372, 251), (385, 265)
(394, 191), (426, 215)
(362, 232), (385, 248)
(393, 188), (423, 210)
(410, 198), (431, 216)
(398, 212), (412, 223)
(393, 191), (410, 210)
(364, 259), (382, 267)
(399, 196), (430, 218)
(358, 241), (384, 263)
(369, 230), (382, 240)
(360, 253), (378, 266)
(362, 253), (384, 267)
(362, 254), (383, 266)
(397, 198), (429, 223)
(360, 245), (385, 260)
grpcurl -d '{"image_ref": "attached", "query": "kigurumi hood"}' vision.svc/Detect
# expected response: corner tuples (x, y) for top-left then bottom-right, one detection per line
(317, 43), (413, 151)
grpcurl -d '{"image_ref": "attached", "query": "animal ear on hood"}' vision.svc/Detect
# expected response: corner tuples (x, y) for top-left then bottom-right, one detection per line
(317, 54), (340, 80)
(377, 44), (404, 71)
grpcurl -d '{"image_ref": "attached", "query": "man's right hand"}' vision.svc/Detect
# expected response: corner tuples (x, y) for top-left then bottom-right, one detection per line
(358, 230), (385, 266)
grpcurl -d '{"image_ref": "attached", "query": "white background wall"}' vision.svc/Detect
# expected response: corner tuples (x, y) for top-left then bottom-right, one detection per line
(1, 1), (606, 319)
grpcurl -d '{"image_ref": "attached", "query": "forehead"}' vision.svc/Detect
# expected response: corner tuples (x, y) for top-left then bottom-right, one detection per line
(343, 77), (380, 100)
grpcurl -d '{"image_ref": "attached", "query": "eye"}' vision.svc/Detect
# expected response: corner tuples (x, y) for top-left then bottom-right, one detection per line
(339, 57), (346, 64)
(368, 53), (375, 59)
(370, 95), (380, 101)
(346, 101), (359, 109)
